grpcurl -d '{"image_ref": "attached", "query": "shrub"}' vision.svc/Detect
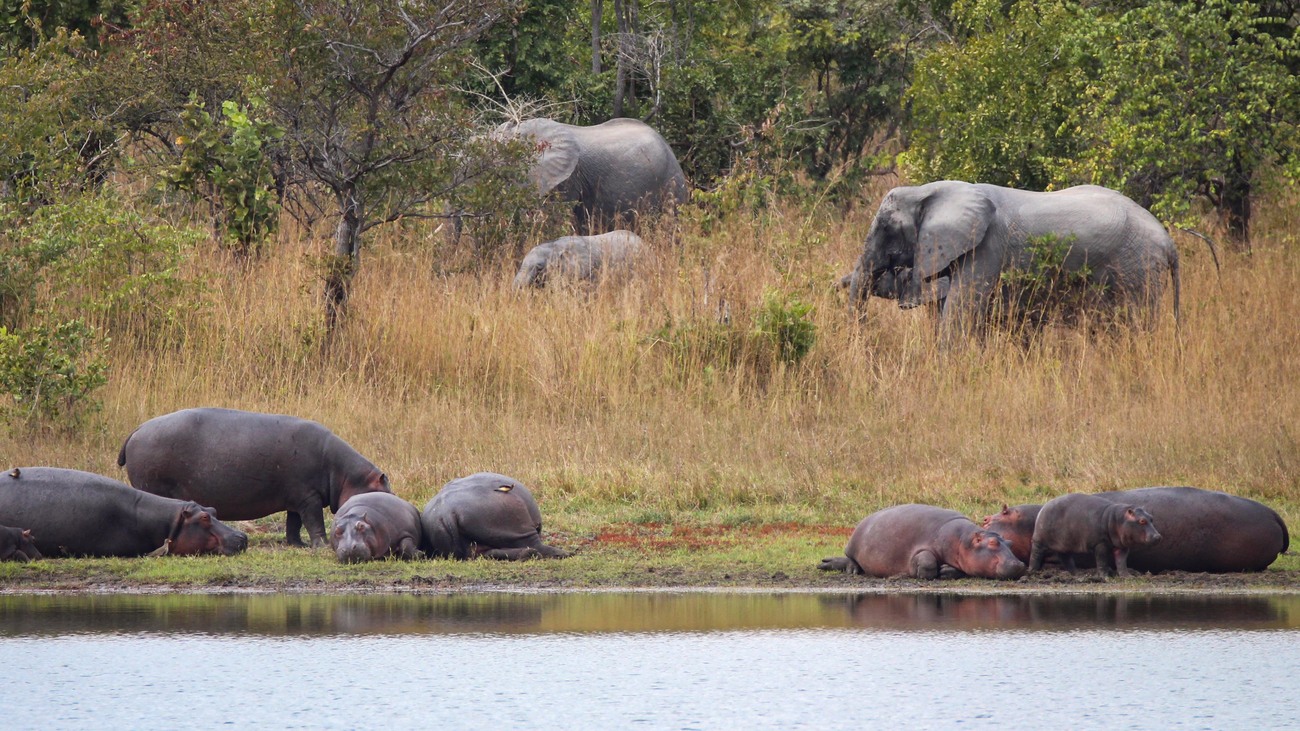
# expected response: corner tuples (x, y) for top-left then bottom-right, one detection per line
(0, 320), (108, 431)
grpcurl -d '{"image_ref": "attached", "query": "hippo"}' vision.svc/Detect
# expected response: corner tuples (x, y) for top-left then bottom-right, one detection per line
(0, 522), (41, 562)
(513, 230), (645, 289)
(118, 407), (391, 547)
(817, 504), (1026, 580)
(421, 473), (570, 560)
(985, 486), (1290, 573)
(0, 467), (247, 557)
(1028, 493), (1161, 577)
(331, 492), (423, 563)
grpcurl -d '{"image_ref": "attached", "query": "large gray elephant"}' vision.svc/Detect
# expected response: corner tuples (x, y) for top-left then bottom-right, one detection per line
(513, 230), (645, 289)
(507, 117), (688, 233)
(844, 181), (1180, 339)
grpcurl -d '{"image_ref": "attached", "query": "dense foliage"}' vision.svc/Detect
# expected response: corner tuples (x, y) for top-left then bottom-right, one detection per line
(0, 0), (1296, 427)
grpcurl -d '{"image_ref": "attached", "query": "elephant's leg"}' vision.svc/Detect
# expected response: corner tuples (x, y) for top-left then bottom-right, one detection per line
(937, 262), (997, 347)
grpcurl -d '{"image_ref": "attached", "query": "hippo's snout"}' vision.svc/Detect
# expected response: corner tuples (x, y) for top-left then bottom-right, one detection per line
(334, 538), (373, 564)
(1147, 529), (1163, 546)
(998, 558), (1028, 580)
(228, 530), (249, 555)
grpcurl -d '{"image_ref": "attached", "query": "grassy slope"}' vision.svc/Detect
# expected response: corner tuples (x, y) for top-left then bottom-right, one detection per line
(2, 178), (1299, 591)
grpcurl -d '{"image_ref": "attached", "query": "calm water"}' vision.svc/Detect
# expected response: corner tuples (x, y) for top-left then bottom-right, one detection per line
(1, 592), (1297, 730)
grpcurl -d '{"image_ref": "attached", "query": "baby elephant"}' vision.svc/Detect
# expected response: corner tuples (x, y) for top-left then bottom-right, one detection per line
(513, 230), (645, 289)
(331, 492), (423, 563)
(1029, 493), (1161, 577)
(0, 523), (41, 562)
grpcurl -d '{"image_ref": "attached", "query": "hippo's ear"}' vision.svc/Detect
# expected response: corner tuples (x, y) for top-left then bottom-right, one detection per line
(21, 529), (32, 539)
(1000, 504), (1011, 515)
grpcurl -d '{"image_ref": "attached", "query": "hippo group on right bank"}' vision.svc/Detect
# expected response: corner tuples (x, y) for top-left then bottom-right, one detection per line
(820, 486), (1289, 581)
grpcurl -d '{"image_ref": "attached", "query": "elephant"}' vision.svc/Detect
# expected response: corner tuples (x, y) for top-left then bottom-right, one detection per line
(505, 117), (688, 234)
(513, 230), (646, 289)
(843, 181), (1180, 340)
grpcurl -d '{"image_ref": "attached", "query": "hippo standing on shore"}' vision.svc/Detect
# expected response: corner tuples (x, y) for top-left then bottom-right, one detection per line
(0, 521), (41, 561)
(1028, 493), (1161, 577)
(513, 231), (645, 289)
(332, 492), (424, 563)
(421, 473), (570, 560)
(985, 487), (1289, 573)
(818, 504), (1026, 580)
(118, 407), (391, 547)
(0, 467), (247, 557)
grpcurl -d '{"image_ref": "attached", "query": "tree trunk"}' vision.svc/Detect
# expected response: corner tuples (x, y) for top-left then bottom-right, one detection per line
(613, 0), (627, 117)
(1220, 155), (1252, 249)
(591, 0), (603, 74)
(325, 188), (364, 332)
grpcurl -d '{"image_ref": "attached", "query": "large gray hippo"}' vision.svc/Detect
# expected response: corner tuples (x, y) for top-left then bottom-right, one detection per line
(984, 486), (1289, 573)
(420, 473), (570, 560)
(0, 520), (41, 561)
(818, 504), (1026, 580)
(513, 230), (645, 289)
(118, 407), (391, 547)
(331, 492), (423, 563)
(1027, 493), (1161, 577)
(0, 467), (247, 557)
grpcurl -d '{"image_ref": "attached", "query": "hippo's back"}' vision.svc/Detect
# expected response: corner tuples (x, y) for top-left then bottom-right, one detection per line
(0, 467), (156, 556)
(118, 407), (334, 520)
(1103, 486), (1288, 572)
(846, 504), (968, 576)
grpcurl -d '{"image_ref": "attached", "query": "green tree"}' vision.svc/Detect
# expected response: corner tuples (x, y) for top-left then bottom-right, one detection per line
(1063, 0), (1299, 241)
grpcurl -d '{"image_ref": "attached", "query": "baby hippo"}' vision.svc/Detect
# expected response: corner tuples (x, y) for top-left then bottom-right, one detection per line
(331, 493), (423, 563)
(513, 230), (645, 289)
(1029, 493), (1161, 577)
(0, 523), (41, 561)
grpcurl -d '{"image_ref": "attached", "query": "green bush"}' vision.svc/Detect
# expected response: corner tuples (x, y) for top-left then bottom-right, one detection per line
(997, 233), (1105, 329)
(752, 290), (816, 365)
(0, 320), (107, 431)
(164, 95), (283, 256)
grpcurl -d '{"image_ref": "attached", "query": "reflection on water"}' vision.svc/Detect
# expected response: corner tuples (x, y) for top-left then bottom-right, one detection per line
(0, 591), (1296, 636)
(2, 592), (1298, 730)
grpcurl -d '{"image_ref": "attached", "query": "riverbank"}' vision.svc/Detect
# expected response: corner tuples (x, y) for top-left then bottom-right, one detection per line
(3, 520), (1297, 594)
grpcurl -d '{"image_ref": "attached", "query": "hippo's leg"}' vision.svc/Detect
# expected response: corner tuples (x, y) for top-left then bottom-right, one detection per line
(532, 541), (571, 559)
(1093, 543), (1116, 577)
(1060, 554), (1077, 572)
(396, 537), (421, 561)
(295, 498), (328, 548)
(937, 565), (965, 580)
(911, 549), (940, 579)
(285, 512), (305, 546)
(1112, 547), (1131, 577)
(480, 546), (542, 561)
(1028, 542), (1046, 573)
(818, 556), (863, 574)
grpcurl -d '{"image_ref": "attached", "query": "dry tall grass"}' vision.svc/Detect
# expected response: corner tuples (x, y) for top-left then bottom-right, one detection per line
(6, 178), (1299, 528)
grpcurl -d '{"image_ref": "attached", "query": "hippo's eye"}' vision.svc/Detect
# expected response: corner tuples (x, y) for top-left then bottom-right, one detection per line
(1139, 519), (1148, 525)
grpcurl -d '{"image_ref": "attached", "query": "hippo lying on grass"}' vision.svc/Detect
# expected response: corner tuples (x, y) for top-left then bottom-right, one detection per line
(421, 473), (570, 560)
(984, 486), (1289, 573)
(0, 520), (40, 561)
(819, 504), (1026, 580)
(118, 407), (391, 548)
(332, 492), (424, 563)
(0, 467), (247, 557)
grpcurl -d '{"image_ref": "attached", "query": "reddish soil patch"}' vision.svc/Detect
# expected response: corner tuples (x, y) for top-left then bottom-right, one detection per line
(583, 522), (852, 552)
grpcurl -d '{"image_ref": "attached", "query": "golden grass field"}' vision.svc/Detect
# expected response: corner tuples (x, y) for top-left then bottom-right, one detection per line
(4, 176), (1299, 541)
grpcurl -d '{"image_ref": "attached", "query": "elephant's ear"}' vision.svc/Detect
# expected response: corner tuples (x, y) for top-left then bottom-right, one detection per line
(913, 184), (992, 281)
(513, 118), (580, 195)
